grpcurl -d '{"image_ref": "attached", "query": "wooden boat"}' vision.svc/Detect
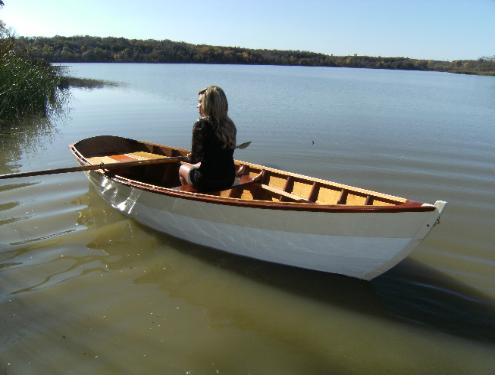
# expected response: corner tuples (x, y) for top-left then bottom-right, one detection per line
(71, 135), (446, 280)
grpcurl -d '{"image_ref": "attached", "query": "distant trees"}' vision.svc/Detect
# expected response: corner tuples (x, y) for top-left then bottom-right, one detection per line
(11, 35), (495, 76)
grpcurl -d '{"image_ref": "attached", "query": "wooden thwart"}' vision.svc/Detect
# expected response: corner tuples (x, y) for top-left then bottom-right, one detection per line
(177, 171), (258, 194)
(86, 151), (168, 165)
(260, 184), (311, 203)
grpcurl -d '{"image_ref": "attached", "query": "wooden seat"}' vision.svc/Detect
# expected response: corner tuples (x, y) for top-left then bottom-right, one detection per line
(260, 184), (311, 203)
(87, 151), (167, 165)
(174, 173), (256, 193)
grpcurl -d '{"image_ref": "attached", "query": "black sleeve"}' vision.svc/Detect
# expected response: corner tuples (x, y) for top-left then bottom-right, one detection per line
(189, 120), (206, 164)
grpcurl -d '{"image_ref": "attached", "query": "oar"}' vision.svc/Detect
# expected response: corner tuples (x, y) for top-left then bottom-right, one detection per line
(236, 141), (251, 149)
(0, 141), (252, 180)
(0, 156), (187, 180)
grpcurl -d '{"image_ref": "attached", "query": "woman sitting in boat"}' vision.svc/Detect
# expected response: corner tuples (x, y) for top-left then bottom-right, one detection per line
(179, 85), (237, 191)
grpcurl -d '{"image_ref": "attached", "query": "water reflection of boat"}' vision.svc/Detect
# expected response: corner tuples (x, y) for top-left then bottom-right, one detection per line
(71, 135), (446, 280)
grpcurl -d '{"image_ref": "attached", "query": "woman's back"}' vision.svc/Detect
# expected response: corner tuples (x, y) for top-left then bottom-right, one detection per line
(190, 118), (235, 190)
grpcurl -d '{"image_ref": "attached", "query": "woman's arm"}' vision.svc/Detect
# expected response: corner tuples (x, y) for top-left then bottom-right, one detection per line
(189, 120), (206, 163)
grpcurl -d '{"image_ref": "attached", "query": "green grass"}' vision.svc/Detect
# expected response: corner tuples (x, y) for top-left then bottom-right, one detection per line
(0, 33), (63, 125)
(0, 47), (118, 125)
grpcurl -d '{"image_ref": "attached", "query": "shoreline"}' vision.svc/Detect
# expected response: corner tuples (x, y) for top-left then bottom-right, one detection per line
(16, 36), (495, 77)
(55, 61), (495, 77)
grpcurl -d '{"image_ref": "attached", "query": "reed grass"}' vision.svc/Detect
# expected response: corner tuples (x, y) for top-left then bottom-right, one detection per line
(0, 33), (62, 125)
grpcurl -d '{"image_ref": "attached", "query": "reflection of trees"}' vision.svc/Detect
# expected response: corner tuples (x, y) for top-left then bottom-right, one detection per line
(0, 115), (58, 175)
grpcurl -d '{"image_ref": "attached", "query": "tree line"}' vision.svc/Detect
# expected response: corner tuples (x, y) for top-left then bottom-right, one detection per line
(15, 35), (495, 76)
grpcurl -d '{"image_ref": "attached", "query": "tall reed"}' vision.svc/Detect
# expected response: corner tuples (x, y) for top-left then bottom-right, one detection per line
(0, 26), (62, 124)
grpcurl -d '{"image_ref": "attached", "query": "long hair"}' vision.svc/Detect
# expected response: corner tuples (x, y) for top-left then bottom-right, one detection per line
(198, 85), (237, 149)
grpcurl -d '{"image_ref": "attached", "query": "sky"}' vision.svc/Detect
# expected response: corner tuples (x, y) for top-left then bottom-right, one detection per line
(1, 0), (494, 61)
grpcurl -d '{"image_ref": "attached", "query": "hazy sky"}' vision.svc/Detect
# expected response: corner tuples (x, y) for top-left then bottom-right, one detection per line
(1, 0), (494, 61)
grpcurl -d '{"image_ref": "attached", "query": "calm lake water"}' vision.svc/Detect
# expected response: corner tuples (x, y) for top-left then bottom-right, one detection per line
(1, 63), (495, 374)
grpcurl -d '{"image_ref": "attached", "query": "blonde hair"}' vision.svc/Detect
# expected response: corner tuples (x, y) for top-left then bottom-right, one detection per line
(198, 85), (237, 149)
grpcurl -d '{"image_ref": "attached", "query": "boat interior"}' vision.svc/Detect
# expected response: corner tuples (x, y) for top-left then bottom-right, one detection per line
(73, 136), (410, 207)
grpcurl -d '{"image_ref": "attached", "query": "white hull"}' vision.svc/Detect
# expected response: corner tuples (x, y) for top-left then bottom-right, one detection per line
(87, 171), (445, 280)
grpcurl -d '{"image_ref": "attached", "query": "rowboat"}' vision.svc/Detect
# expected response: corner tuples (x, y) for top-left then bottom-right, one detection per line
(70, 135), (446, 280)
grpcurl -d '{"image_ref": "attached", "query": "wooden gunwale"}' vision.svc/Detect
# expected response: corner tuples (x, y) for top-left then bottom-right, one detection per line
(70, 142), (434, 213)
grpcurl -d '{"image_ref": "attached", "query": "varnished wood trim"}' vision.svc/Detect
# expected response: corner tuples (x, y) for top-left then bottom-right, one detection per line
(308, 182), (320, 202)
(69, 139), (436, 214)
(280, 176), (294, 202)
(254, 169), (267, 184)
(337, 189), (348, 205)
(283, 176), (294, 192)
(74, 136), (407, 203)
(236, 159), (408, 204)
(111, 174), (434, 213)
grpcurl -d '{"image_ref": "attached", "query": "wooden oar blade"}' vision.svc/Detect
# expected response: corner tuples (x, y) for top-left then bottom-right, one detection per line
(236, 141), (251, 149)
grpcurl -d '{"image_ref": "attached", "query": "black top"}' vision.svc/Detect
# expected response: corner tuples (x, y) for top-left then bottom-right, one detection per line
(188, 118), (235, 191)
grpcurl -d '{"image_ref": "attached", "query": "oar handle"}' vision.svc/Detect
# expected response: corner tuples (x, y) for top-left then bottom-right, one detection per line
(0, 156), (187, 180)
